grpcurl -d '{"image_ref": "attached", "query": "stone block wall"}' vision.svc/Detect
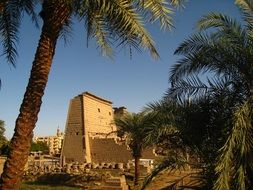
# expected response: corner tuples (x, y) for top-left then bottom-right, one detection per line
(61, 95), (86, 163)
(61, 92), (118, 164)
(83, 92), (116, 135)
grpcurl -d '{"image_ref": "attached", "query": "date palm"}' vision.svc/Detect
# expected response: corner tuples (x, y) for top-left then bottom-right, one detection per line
(168, 0), (253, 189)
(141, 93), (235, 189)
(0, 0), (184, 189)
(114, 112), (157, 186)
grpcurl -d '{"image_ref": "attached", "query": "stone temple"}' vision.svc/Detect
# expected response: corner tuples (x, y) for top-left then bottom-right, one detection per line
(60, 92), (155, 164)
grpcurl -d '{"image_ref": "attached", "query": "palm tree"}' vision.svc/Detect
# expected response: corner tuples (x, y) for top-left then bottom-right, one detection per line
(114, 112), (156, 185)
(141, 97), (225, 190)
(0, 0), (184, 189)
(168, 0), (253, 189)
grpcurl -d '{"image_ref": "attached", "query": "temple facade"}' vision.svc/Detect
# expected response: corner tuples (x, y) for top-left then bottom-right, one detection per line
(61, 92), (155, 164)
(61, 92), (124, 163)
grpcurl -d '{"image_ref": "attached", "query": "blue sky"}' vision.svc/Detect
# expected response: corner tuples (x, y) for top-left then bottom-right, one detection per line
(0, 0), (240, 138)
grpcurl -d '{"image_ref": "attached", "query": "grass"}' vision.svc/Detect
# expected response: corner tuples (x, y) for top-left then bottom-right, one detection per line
(20, 169), (122, 190)
(21, 183), (84, 190)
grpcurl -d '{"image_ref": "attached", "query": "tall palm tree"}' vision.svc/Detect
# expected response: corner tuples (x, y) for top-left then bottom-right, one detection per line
(168, 0), (253, 189)
(0, 0), (184, 189)
(114, 112), (156, 185)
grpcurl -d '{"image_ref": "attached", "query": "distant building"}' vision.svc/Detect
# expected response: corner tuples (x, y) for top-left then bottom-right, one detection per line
(61, 91), (156, 164)
(113, 106), (127, 116)
(33, 128), (64, 155)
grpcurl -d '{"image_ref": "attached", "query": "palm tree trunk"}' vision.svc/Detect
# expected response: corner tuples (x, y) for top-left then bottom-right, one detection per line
(0, 1), (71, 189)
(134, 156), (140, 185)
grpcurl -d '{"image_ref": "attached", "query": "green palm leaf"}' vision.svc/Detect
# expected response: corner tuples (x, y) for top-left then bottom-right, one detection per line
(168, 2), (253, 188)
(214, 101), (253, 190)
(143, 0), (174, 30)
(236, 0), (253, 29)
(197, 12), (241, 32)
(0, 0), (38, 66)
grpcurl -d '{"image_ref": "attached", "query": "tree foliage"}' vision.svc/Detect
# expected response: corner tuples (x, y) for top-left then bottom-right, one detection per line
(0, 120), (9, 156)
(0, 0), (38, 66)
(30, 141), (49, 154)
(114, 112), (157, 185)
(0, 120), (7, 148)
(166, 0), (253, 189)
(140, 1), (253, 189)
(141, 96), (231, 189)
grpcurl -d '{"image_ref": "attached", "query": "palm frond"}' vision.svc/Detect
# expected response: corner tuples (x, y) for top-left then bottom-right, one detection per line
(144, 98), (179, 114)
(142, 0), (174, 30)
(207, 76), (233, 94)
(0, 0), (39, 65)
(109, 0), (160, 59)
(169, 0), (186, 8)
(174, 33), (213, 55)
(0, 1), (20, 66)
(169, 54), (205, 84)
(168, 75), (208, 100)
(236, 0), (253, 29)
(214, 101), (253, 190)
(93, 13), (113, 57)
(79, 0), (161, 59)
(197, 13), (249, 47)
(144, 120), (179, 146)
(19, 0), (39, 27)
(170, 33), (217, 83)
(59, 16), (73, 46)
(80, 1), (113, 57)
(78, 0), (186, 59)
(197, 12), (241, 32)
(171, 32), (250, 86)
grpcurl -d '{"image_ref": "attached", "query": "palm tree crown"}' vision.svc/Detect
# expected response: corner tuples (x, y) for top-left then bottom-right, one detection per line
(168, 0), (253, 189)
(114, 112), (157, 185)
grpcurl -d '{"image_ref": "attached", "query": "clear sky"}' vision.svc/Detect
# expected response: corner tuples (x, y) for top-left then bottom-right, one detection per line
(0, 0), (240, 138)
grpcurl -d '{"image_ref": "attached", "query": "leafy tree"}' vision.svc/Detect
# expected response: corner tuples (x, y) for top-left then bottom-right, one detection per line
(0, 120), (7, 149)
(0, 120), (9, 156)
(114, 112), (156, 185)
(30, 141), (49, 154)
(0, 1), (185, 189)
(167, 0), (253, 189)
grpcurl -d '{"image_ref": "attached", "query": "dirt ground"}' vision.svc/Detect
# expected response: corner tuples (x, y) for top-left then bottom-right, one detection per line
(141, 169), (201, 190)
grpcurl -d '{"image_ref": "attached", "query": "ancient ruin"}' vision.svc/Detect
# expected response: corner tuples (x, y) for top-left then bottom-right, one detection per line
(60, 92), (156, 165)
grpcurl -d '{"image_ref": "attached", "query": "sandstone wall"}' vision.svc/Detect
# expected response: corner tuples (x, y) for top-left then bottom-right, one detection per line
(83, 93), (116, 135)
(61, 95), (86, 163)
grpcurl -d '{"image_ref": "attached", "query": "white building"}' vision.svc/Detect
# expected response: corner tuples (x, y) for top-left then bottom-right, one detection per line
(33, 128), (64, 155)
